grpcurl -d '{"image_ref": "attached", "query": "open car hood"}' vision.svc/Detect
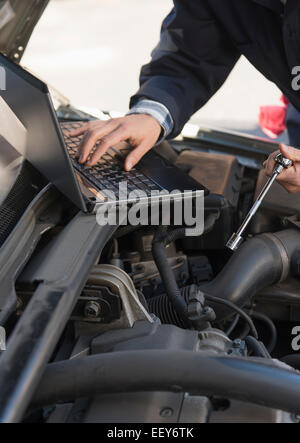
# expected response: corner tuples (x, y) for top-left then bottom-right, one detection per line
(0, 0), (49, 62)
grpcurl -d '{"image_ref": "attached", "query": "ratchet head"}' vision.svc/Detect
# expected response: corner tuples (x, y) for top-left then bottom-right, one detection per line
(273, 153), (293, 176)
(275, 153), (293, 169)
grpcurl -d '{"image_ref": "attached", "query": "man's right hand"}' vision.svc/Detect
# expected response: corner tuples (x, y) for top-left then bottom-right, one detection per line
(69, 114), (162, 171)
(264, 144), (300, 194)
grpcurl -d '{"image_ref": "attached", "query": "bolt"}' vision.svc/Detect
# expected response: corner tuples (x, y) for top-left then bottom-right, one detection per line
(160, 407), (174, 418)
(84, 301), (101, 318)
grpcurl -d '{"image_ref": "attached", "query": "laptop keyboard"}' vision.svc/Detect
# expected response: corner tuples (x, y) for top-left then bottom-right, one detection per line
(60, 121), (161, 199)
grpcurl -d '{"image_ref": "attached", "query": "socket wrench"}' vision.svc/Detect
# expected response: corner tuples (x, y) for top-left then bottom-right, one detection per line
(226, 153), (293, 251)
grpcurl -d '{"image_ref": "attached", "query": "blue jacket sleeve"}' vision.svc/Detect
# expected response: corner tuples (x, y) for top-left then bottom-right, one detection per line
(130, 0), (240, 138)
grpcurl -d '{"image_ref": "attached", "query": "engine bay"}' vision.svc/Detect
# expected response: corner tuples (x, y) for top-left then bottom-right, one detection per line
(1, 124), (300, 423)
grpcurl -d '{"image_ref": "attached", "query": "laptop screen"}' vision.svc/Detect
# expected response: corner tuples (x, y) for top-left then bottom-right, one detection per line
(0, 53), (86, 211)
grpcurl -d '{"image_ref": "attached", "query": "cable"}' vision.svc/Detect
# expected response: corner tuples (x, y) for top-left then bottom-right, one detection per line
(225, 314), (240, 337)
(204, 293), (259, 339)
(238, 323), (250, 340)
(250, 311), (278, 354)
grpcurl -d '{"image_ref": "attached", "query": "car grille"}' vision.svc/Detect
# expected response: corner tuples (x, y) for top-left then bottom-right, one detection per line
(0, 161), (45, 247)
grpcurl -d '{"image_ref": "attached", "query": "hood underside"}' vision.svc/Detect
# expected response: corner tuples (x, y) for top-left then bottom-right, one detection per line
(0, 0), (49, 62)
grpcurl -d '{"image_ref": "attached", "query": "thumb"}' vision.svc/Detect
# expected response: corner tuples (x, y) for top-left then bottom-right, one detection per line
(279, 143), (300, 162)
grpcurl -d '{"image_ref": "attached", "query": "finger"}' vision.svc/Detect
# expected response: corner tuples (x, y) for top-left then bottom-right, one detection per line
(70, 121), (110, 142)
(69, 123), (94, 137)
(264, 150), (279, 176)
(124, 142), (152, 171)
(69, 126), (88, 137)
(69, 119), (107, 137)
(279, 143), (300, 162)
(78, 121), (119, 163)
(87, 126), (129, 166)
(276, 162), (300, 185)
(280, 183), (299, 194)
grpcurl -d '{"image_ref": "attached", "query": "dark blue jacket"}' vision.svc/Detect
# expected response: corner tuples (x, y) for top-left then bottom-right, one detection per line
(130, 0), (300, 138)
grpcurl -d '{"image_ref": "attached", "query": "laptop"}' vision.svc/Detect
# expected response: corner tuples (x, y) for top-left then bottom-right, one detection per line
(0, 53), (208, 213)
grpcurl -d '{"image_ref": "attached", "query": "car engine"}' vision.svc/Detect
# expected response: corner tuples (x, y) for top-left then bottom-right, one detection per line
(0, 120), (300, 423)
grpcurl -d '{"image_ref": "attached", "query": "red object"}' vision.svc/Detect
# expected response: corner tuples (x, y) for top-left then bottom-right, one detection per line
(259, 95), (289, 139)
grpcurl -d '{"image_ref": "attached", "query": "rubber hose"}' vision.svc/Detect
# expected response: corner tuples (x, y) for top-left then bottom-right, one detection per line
(201, 229), (300, 320)
(152, 226), (188, 325)
(30, 350), (300, 415)
(245, 336), (271, 359)
(151, 214), (219, 326)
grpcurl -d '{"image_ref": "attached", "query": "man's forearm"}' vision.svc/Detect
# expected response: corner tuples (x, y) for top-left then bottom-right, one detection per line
(130, 0), (240, 139)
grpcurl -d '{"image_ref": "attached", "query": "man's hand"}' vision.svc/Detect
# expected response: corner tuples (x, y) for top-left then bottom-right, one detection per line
(264, 144), (300, 193)
(69, 114), (162, 171)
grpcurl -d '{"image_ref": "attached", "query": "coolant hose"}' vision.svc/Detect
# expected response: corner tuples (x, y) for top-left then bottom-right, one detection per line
(202, 229), (300, 320)
(30, 350), (300, 415)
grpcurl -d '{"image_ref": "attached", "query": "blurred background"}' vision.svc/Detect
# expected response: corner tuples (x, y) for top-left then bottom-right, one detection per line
(23, 0), (286, 140)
